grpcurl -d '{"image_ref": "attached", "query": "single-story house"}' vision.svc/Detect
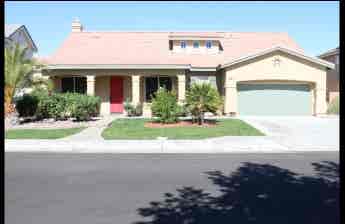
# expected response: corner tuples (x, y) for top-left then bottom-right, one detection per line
(317, 47), (339, 103)
(42, 19), (335, 116)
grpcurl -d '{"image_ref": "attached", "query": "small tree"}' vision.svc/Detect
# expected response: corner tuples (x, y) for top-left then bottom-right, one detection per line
(185, 83), (222, 125)
(151, 87), (182, 124)
(5, 44), (36, 115)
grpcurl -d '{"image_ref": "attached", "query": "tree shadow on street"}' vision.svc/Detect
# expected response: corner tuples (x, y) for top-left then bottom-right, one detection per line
(134, 161), (339, 224)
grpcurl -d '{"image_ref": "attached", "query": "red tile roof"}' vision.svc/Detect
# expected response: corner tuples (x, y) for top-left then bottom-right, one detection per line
(47, 31), (304, 68)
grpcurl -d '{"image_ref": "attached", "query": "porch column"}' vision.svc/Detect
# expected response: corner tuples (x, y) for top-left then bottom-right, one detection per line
(177, 72), (186, 102)
(132, 75), (140, 105)
(86, 75), (95, 96)
(224, 71), (237, 115)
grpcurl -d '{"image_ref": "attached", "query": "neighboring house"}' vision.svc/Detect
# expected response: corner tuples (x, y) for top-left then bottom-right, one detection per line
(318, 47), (339, 103)
(43, 19), (335, 116)
(5, 24), (41, 97)
(5, 24), (38, 59)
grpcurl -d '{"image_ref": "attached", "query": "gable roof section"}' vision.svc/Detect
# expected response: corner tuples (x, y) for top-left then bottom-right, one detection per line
(221, 46), (335, 70)
(5, 24), (38, 52)
(5, 24), (22, 37)
(47, 31), (305, 69)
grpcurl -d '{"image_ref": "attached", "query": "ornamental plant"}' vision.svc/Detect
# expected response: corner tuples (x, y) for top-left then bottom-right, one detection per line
(151, 87), (182, 124)
(185, 83), (222, 125)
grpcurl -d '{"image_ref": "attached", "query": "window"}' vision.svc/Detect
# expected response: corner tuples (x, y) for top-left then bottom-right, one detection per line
(61, 77), (86, 94)
(206, 40), (212, 49)
(180, 41), (186, 49)
(145, 77), (172, 101)
(193, 41), (200, 48)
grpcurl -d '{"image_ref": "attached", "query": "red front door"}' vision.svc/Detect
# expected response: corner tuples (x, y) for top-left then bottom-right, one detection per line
(110, 77), (124, 113)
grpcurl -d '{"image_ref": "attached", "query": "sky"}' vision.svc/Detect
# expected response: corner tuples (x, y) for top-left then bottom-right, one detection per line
(5, 1), (339, 57)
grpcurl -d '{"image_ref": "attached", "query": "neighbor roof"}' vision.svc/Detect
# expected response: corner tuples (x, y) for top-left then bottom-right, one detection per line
(5, 24), (38, 52)
(318, 47), (339, 58)
(47, 31), (305, 68)
(5, 24), (22, 37)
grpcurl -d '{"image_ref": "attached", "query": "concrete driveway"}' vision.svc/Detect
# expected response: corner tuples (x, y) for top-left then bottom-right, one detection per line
(240, 116), (339, 150)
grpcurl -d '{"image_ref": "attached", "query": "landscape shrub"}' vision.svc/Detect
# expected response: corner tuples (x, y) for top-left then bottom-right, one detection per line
(185, 83), (223, 125)
(15, 94), (39, 117)
(327, 96), (339, 114)
(124, 98), (141, 116)
(71, 94), (101, 121)
(16, 90), (101, 121)
(151, 88), (182, 123)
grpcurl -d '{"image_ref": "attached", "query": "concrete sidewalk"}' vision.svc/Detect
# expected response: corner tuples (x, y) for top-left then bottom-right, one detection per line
(5, 137), (339, 153)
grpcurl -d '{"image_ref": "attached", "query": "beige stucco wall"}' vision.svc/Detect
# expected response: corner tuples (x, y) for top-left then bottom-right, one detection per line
(51, 77), (62, 92)
(224, 51), (328, 115)
(95, 76), (110, 115)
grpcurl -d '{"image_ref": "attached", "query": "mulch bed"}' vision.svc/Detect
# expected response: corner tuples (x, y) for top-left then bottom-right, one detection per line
(145, 120), (218, 128)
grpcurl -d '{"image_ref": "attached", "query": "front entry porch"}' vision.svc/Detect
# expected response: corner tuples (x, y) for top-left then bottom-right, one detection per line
(50, 71), (187, 116)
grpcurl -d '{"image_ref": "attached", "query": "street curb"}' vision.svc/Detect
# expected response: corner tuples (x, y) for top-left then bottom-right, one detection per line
(5, 139), (339, 154)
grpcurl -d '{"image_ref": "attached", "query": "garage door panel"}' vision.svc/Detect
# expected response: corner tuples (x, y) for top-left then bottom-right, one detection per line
(238, 84), (311, 115)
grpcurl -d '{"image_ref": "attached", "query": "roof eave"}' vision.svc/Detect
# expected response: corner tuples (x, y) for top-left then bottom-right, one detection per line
(45, 64), (191, 70)
(221, 46), (335, 70)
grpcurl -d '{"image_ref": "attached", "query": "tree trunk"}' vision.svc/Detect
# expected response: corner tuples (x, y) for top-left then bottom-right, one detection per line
(4, 85), (15, 116)
(198, 113), (204, 125)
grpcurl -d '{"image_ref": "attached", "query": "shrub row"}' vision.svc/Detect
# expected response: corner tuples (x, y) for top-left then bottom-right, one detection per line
(15, 89), (101, 121)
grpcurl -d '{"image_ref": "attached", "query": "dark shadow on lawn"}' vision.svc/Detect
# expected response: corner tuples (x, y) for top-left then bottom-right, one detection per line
(134, 161), (339, 224)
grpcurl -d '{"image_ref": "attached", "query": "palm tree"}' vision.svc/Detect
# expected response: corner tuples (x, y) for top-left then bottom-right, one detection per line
(185, 83), (223, 125)
(5, 44), (35, 115)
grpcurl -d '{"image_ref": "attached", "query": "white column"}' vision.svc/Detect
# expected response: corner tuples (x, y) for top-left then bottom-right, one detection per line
(315, 86), (327, 115)
(224, 71), (237, 115)
(86, 75), (95, 96)
(132, 75), (140, 105)
(177, 72), (186, 102)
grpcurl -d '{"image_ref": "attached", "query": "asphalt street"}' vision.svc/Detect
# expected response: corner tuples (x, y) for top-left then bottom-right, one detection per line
(5, 152), (339, 224)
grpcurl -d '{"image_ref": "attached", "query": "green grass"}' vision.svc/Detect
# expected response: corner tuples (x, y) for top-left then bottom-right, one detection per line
(102, 119), (264, 140)
(5, 127), (86, 139)
(327, 96), (339, 114)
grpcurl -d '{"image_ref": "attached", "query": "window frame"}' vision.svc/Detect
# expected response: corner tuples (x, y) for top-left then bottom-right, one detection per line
(206, 40), (212, 49)
(180, 40), (186, 49)
(144, 76), (173, 102)
(61, 76), (87, 94)
(193, 40), (200, 49)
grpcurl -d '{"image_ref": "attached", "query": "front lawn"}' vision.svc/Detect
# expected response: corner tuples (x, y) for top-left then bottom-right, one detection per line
(102, 119), (264, 140)
(5, 127), (86, 139)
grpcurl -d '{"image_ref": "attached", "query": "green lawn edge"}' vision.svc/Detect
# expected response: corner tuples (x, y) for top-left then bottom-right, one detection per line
(5, 127), (86, 139)
(102, 118), (264, 140)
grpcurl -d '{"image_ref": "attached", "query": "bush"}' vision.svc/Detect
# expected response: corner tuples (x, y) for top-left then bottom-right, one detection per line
(15, 94), (39, 117)
(124, 98), (141, 116)
(71, 94), (101, 121)
(151, 88), (182, 123)
(327, 96), (339, 114)
(16, 90), (101, 121)
(185, 83), (223, 125)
